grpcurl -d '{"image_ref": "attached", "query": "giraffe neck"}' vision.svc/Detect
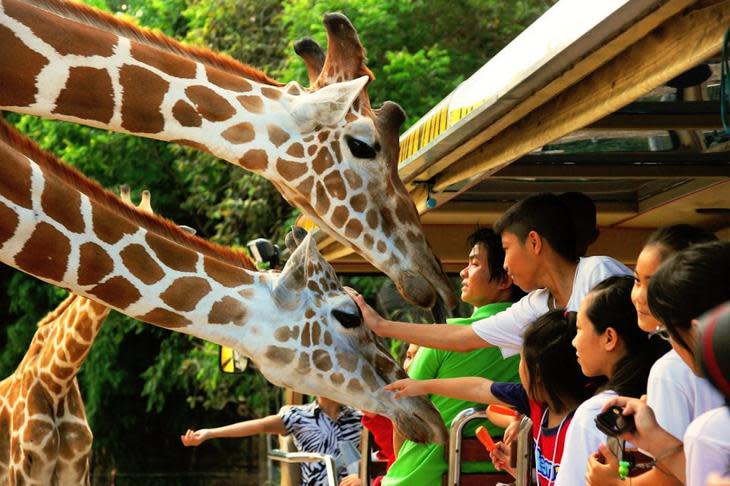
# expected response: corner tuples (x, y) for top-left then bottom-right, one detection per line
(1, 0), (295, 169)
(37, 294), (110, 399)
(0, 124), (280, 358)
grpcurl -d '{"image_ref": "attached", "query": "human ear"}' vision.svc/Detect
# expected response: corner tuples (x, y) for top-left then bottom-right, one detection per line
(604, 327), (619, 352)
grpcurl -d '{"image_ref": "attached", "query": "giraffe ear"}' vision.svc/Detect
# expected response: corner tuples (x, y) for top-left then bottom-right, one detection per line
(291, 76), (369, 131)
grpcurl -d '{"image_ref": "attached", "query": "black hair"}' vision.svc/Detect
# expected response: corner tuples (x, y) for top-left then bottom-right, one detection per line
(467, 227), (526, 302)
(648, 241), (730, 352)
(558, 192), (599, 257)
(494, 193), (577, 262)
(522, 310), (596, 413)
(645, 224), (717, 259)
(585, 276), (669, 397)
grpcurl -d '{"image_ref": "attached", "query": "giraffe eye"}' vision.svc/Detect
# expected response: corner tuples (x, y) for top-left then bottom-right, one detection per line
(345, 135), (379, 159)
(332, 309), (362, 329)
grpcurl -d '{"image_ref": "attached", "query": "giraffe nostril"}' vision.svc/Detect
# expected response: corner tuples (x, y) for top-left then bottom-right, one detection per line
(332, 309), (362, 328)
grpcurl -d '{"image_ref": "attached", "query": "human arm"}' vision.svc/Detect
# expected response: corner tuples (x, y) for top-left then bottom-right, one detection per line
(180, 415), (288, 447)
(601, 396), (685, 482)
(384, 376), (508, 406)
(348, 290), (487, 351)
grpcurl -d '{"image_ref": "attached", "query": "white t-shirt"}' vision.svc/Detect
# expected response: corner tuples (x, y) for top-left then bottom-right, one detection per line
(684, 407), (730, 486)
(555, 391), (620, 486)
(647, 350), (724, 440)
(472, 256), (631, 357)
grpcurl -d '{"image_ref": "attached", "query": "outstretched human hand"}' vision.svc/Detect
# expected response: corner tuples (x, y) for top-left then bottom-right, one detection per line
(344, 287), (387, 336)
(384, 378), (430, 399)
(181, 428), (210, 447)
(490, 442), (515, 477)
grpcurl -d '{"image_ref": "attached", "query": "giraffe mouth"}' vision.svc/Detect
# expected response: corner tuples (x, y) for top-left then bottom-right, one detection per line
(393, 396), (448, 445)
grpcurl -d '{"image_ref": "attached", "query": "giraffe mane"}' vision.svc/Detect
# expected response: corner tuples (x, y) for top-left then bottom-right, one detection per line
(37, 294), (78, 328)
(0, 118), (256, 271)
(25, 0), (283, 87)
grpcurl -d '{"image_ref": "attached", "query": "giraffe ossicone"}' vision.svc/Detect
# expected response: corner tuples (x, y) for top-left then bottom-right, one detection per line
(0, 120), (448, 451)
(0, 0), (456, 312)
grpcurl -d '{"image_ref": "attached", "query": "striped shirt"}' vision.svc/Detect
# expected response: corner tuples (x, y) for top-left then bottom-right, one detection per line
(279, 401), (362, 486)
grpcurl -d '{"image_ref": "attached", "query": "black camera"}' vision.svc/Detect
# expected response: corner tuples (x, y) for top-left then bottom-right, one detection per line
(594, 406), (635, 437)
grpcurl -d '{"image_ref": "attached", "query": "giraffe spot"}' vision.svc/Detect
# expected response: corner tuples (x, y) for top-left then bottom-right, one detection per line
(311, 321), (321, 345)
(261, 87), (281, 100)
(345, 113), (358, 123)
(265, 346), (295, 365)
(204, 256), (254, 287)
(89, 276), (141, 309)
(331, 206), (348, 229)
(301, 322), (311, 347)
(22, 418), (54, 449)
(394, 237), (407, 256)
(26, 382), (50, 417)
(15, 222), (70, 282)
(406, 230), (419, 243)
(305, 309), (315, 319)
(347, 378), (364, 393)
(376, 241), (387, 254)
(312, 350), (332, 371)
(312, 147), (334, 174)
(0, 202), (19, 247)
(349, 194), (367, 213)
(172, 139), (208, 152)
(160, 277), (211, 312)
(303, 135), (315, 143)
(276, 158), (308, 180)
(331, 140), (342, 162)
(239, 149), (268, 171)
(221, 122), (256, 144)
(274, 327), (291, 342)
(344, 169), (363, 190)
(345, 219), (363, 239)
(296, 176), (314, 195)
(330, 372), (345, 385)
(120, 65), (167, 133)
(336, 352), (357, 372)
(58, 421), (92, 460)
(237, 95), (263, 113)
(307, 280), (323, 294)
(323, 331), (333, 346)
(5, 0), (116, 56)
(366, 209), (378, 230)
(380, 208), (396, 236)
(53, 66), (114, 123)
(78, 242), (114, 286)
(317, 131), (330, 143)
(39, 372), (63, 396)
(186, 85), (235, 122)
(138, 308), (192, 328)
(145, 232), (197, 272)
(0, 24), (48, 107)
(206, 66), (252, 92)
(395, 200), (415, 224)
(375, 354), (396, 374)
(50, 363), (74, 381)
(267, 124), (290, 147)
(307, 144), (317, 156)
(295, 352), (310, 374)
(90, 204), (137, 245)
(361, 365), (379, 392)
(209, 296), (247, 325)
(39, 177), (84, 234)
(121, 244), (164, 285)
(286, 143), (304, 158)
(315, 181), (330, 214)
(323, 171), (346, 200)
(292, 325), (300, 340)
(172, 100), (202, 127)
(0, 148), (32, 209)
(131, 43), (196, 78)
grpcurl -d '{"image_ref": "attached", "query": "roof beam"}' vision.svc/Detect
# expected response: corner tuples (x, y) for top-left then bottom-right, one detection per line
(417, 0), (729, 210)
(588, 101), (722, 130)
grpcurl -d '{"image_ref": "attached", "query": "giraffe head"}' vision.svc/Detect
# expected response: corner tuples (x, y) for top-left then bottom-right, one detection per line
(255, 227), (446, 444)
(262, 13), (456, 313)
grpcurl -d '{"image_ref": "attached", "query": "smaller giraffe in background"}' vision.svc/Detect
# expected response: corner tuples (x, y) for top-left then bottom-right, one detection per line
(0, 187), (157, 486)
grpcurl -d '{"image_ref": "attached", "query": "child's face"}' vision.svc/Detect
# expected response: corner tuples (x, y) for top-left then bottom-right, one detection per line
(572, 294), (607, 377)
(501, 231), (538, 292)
(631, 245), (664, 333)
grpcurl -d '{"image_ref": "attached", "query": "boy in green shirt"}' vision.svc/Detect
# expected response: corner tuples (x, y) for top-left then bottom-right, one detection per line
(382, 228), (524, 485)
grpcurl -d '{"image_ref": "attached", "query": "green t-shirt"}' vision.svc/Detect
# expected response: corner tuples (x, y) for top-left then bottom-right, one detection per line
(382, 302), (520, 486)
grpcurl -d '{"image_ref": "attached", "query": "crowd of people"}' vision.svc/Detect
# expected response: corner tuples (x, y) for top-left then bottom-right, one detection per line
(182, 192), (730, 486)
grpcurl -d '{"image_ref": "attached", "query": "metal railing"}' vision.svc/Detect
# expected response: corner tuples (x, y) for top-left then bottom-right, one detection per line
(268, 449), (337, 486)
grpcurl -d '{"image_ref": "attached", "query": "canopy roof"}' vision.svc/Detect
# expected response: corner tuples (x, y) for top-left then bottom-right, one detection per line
(300, 0), (730, 272)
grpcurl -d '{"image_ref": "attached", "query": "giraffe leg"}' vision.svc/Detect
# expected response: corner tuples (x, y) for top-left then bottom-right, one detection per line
(8, 401), (60, 486)
(54, 384), (92, 486)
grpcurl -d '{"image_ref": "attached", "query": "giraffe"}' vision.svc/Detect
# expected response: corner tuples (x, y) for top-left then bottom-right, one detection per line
(0, 187), (158, 486)
(0, 120), (447, 460)
(0, 0), (456, 313)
